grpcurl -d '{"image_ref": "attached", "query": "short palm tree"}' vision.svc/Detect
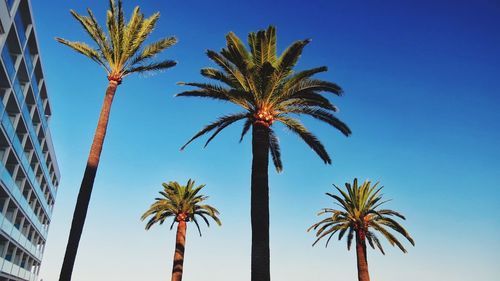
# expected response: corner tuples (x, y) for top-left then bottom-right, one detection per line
(177, 26), (351, 281)
(141, 180), (221, 281)
(56, 1), (177, 280)
(308, 179), (415, 281)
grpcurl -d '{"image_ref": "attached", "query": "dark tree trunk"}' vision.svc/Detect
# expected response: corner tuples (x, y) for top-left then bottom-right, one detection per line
(355, 230), (370, 281)
(59, 81), (119, 281)
(171, 221), (187, 281)
(251, 123), (271, 281)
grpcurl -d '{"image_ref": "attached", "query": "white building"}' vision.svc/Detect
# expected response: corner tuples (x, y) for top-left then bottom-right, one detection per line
(0, 0), (61, 280)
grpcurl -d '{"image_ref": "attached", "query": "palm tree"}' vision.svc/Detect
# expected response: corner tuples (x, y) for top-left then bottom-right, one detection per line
(56, 1), (177, 279)
(308, 179), (415, 281)
(177, 26), (351, 281)
(141, 179), (221, 281)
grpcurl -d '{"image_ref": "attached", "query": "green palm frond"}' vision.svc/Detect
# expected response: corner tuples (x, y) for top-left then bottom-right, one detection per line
(177, 26), (350, 170)
(201, 67), (240, 88)
(277, 39), (311, 78)
(141, 179), (221, 236)
(130, 37), (177, 65)
(278, 92), (338, 111)
(276, 116), (331, 164)
(57, 0), (176, 80)
(248, 26), (277, 66)
(309, 179), (414, 254)
(123, 60), (176, 75)
(55, 39), (109, 71)
(269, 129), (283, 172)
(284, 107), (351, 136)
(239, 118), (253, 142)
(180, 113), (249, 150)
(282, 66), (328, 89)
(206, 50), (248, 90)
(176, 82), (252, 109)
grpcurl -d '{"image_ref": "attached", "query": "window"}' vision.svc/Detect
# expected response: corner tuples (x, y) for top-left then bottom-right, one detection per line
(15, 10), (27, 46)
(5, 0), (16, 11)
(1, 45), (16, 81)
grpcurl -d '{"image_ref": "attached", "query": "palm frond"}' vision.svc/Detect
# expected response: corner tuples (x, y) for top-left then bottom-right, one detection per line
(222, 31), (253, 74)
(201, 67), (240, 88)
(181, 113), (248, 150)
(130, 37), (177, 66)
(239, 118), (252, 142)
(206, 50), (247, 90)
(277, 39), (311, 78)
(277, 116), (331, 164)
(127, 11), (160, 61)
(176, 90), (231, 102)
(204, 115), (248, 147)
(283, 66), (328, 90)
(285, 107), (352, 136)
(177, 82), (251, 109)
(55, 38), (110, 72)
(124, 60), (176, 75)
(269, 128), (283, 172)
(376, 217), (415, 246)
(69, 9), (110, 59)
(278, 92), (339, 111)
(370, 222), (408, 253)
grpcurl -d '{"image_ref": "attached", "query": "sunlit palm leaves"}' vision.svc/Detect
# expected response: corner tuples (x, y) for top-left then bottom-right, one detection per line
(141, 180), (221, 236)
(308, 179), (415, 254)
(56, 0), (177, 81)
(177, 26), (351, 172)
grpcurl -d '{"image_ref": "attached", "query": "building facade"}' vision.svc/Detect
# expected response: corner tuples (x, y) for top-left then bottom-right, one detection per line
(0, 0), (61, 280)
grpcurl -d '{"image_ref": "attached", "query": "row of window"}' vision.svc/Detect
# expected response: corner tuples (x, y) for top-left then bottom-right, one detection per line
(0, 232), (41, 281)
(0, 5), (59, 240)
(0, 88), (57, 216)
(5, 74), (58, 195)
(1, 25), (59, 196)
(0, 192), (46, 256)
(0, 129), (52, 233)
(2, 0), (54, 140)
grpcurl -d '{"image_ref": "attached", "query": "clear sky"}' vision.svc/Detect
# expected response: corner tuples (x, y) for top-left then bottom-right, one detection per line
(29, 0), (500, 280)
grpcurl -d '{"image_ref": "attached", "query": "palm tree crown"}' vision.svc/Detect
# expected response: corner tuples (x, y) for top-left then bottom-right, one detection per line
(141, 180), (221, 235)
(309, 179), (415, 254)
(177, 26), (351, 171)
(56, 0), (177, 83)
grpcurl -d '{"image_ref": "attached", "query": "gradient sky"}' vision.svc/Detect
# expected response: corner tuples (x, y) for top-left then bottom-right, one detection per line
(26, 0), (500, 280)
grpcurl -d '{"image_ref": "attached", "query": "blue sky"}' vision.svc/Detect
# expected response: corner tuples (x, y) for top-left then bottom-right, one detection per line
(28, 0), (500, 280)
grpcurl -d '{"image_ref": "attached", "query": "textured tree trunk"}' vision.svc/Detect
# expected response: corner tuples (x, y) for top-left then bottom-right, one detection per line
(251, 123), (271, 281)
(171, 221), (187, 281)
(355, 231), (370, 281)
(59, 81), (119, 281)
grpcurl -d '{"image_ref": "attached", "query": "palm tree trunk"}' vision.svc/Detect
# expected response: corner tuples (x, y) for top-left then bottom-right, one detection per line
(59, 81), (119, 281)
(355, 231), (370, 281)
(251, 123), (271, 281)
(171, 220), (187, 281)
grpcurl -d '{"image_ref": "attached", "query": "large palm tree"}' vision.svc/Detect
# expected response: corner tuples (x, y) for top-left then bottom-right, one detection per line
(308, 179), (415, 281)
(56, 1), (177, 279)
(141, 179), (221, 281)
(177, 26), (351, 281)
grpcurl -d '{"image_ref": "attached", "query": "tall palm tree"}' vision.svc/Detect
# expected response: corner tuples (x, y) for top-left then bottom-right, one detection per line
(56, 1), (177, 279)
(177, 26), (351, 281)
(141, 180), (221, 281)
(308, 179), (415, 281)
